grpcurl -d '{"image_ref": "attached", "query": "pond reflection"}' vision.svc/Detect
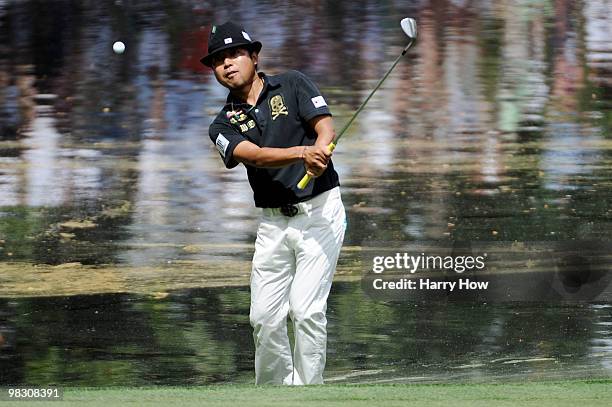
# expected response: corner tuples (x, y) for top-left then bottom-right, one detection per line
(1, 284), (612, 386)
(0, 0), (610, 266)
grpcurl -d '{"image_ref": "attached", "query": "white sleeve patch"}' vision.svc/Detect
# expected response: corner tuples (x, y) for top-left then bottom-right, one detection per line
(224, 37), (233, 44)
(216, 133), (230, 158)
(311, 95), (327, 108)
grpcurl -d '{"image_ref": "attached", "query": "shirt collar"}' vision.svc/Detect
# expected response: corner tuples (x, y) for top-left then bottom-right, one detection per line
(262, 72), (282, 89)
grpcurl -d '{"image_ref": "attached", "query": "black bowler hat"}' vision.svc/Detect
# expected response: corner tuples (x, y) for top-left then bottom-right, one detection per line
(200, 22), (262, 67)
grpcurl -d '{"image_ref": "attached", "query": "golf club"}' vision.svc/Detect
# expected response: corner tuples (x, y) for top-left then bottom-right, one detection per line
(297, 17), (418, 190)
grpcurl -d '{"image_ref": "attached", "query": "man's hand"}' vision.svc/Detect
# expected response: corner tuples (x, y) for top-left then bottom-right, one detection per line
(303, 144), (331, 178)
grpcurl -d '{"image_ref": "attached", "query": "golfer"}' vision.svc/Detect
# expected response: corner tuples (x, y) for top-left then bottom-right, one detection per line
(201, 22), (346, 385)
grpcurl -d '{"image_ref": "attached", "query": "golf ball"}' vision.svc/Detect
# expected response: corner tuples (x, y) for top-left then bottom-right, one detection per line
(113, 41), (125, 54)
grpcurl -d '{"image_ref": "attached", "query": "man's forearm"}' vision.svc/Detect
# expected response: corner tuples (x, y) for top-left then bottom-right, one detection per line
(310, 115), (336, 148)
(244, 145), (304, 168)
(315, 132), (335, 149)
(233, 115), (336, 169)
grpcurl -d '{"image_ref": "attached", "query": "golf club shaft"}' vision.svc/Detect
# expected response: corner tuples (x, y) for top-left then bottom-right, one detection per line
(297, 40), (415, 190)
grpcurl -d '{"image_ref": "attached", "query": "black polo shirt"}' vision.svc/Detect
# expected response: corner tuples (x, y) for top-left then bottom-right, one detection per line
(209, 70), (340, 208)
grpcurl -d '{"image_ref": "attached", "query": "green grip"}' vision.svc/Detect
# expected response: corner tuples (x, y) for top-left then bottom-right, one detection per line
(297, 173), (312, 190)
(297, 142), (336, 190)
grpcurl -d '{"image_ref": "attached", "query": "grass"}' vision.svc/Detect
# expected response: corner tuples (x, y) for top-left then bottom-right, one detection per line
(10, 379), (612, 406)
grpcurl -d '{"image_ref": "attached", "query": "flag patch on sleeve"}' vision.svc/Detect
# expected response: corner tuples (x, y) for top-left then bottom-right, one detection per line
(311, 96), (327, 108)
(216, 133), (230, 158)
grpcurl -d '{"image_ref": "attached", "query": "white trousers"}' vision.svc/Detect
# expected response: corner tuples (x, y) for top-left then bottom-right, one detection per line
(250, 187), (346, 385)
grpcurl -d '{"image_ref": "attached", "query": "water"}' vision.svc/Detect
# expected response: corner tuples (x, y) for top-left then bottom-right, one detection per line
(1, 285), (612, 386)
(0, 0), (611, 386)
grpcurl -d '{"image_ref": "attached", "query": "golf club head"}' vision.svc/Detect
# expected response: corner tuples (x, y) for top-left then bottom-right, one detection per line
(400, 17), (417, 41)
